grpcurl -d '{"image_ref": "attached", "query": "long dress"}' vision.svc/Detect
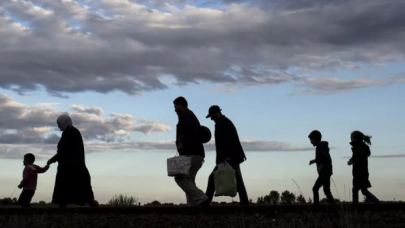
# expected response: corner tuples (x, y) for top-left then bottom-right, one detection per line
(50, 126), (95, 205)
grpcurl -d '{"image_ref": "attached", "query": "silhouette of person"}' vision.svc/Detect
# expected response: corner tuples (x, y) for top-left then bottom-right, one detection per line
(204, 105), (249, 206)
(348, 131), (379, 204)
(17, 153), (49, 208)
(47, 114), (98, 208)
(308, 130), (336, 205)
(173, 97), (208, 206)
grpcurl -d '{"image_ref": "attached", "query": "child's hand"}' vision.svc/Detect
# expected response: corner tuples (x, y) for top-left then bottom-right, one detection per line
(309, 159), (316, 165)
(45, 164), (50, 168)
(18, 184), (22, 189)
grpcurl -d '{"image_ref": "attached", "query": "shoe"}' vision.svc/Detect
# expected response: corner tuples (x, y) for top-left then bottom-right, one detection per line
(89, 200), (99, 208)
(196, 195), (210, 207)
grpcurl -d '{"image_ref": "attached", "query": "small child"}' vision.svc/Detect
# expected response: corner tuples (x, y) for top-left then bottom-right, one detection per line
(18, 153), (50, 208)
(308, 130), (336, 205)
(347, 131), (379, 204)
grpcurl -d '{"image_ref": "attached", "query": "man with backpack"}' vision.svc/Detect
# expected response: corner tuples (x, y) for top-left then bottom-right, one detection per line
(173, 96), (209, 206)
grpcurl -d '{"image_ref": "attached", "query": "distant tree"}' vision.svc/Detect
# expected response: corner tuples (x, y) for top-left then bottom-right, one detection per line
(249, 199), (253, 204)
(256, 196), (265, 204)
(308, 197), (313, 203)
(280, 190), (296, 204)
(269, 191), (280, 204)
(320, 198), (340, 203)
(107, 194), (138, 206)
(38, 201), (46, 205)
(0, 197), (18, 206)
(150, 200), (161, 206)
(296, 194), (306, 204)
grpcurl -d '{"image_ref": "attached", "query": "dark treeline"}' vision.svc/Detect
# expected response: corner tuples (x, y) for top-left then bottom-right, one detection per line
(0, 192), (401, 206)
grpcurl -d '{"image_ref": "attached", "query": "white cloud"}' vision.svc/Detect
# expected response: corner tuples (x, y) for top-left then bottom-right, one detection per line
(0, 93), (171, 144)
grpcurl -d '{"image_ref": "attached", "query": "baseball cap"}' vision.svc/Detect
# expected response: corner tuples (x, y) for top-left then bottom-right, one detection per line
(206, 105), (222, 118)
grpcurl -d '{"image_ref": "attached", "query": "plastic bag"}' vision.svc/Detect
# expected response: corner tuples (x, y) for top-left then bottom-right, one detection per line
(214, 161), (237, 197)
(167, 155), (191, 177)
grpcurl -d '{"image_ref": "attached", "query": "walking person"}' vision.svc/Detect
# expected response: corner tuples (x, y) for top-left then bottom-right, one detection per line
(347, 131), (379, 204)
(47, 114), (98, 208)
(17, 153), (50, 208)
(173, 97), (208, 206)
(204, 105), (249, 206)
(308, 130), (336, 205)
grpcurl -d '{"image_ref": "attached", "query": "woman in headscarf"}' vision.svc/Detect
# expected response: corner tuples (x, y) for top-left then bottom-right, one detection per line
(47, 114), (98, 207)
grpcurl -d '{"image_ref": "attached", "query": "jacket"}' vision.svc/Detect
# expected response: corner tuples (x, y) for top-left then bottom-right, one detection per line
(350, 141), (372, 188)
(20, 164), (49, 190)
(176, 109), (205, 157)
(315, 141), (333, 175)
(214, 116), (246, 165)
(50, 126), (87, 167)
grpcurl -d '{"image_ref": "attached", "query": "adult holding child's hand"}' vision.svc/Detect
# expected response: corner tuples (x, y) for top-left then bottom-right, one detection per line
(48, 114), (98, 208)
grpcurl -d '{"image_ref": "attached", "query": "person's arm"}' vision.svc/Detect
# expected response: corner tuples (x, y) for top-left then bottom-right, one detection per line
(48, 154), (58, 165)
(216, 122), (231, 162)
(350, 147), (360, 165)
(37, 165), (50, 173)
(48, 131), (69, 164)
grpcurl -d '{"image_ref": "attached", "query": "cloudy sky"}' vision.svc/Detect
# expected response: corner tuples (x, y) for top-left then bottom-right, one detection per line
(0, 0), (404, 204)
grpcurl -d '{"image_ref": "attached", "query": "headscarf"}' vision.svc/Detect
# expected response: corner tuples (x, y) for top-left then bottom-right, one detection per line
(57, 114), (73, 131)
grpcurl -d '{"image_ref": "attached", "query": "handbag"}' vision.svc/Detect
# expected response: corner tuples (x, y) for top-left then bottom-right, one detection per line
(213, 161), (237, 197)
(167, 154), (191, 177)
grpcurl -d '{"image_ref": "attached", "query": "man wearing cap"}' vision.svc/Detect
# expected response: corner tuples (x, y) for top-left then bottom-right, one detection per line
(204, 105), (249, 206)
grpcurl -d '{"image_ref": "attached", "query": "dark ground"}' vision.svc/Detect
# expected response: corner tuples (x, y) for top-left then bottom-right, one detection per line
(1, 204), (405, 228)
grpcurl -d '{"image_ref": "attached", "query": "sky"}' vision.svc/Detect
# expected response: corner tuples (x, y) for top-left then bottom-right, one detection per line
(0, 0), (404, 204)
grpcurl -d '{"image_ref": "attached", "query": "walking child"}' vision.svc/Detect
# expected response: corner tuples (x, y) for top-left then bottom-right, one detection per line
(18, 153), (50, 207)
(308, 130), (336, 205)
(347, 131), (379, 204)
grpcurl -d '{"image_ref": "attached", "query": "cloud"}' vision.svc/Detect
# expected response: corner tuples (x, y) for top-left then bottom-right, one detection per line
(0, 93), (171, 144)
(342, 154), (405, 159)
(68, 104), (104, 116)
(0, 139), (313, 160)
(292, 76), (388, 95)
(0, 0), (404, 96)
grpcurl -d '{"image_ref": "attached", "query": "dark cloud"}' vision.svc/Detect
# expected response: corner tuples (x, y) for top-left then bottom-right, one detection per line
(0, 0), (403, 96)
(0, 93), (171, 144)
(0, 139), (313, 160)
(342, 154), (405, 159)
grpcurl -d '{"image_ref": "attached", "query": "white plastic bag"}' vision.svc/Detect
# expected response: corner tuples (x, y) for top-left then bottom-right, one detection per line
(214, 161), (237, 197)
(167, 155), (191, 177)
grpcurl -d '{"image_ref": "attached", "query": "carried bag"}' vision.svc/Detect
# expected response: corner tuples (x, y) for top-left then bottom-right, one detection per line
(213, 161), (237, 197)
(167, 154), (191, 177)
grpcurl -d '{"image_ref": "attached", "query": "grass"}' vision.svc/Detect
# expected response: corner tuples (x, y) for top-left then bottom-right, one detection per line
(0, 183), (403, 227)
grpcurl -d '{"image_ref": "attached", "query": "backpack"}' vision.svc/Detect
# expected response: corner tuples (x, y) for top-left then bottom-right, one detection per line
(198, 125), (211, 144)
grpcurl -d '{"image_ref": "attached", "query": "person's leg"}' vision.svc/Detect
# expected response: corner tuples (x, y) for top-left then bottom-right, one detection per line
(231, 163), (249, 205)
(174, 156), (207, 205)
(186, 174), (197, 206)
(312, 175), (323, 205)
(18, 189), (35, 208)
(18, 190), (27, 208)
(360, 188), (379, 203)
(352, 186), (360, 204)
(205, 166), (218, 204)
(322, 175), (335, 204)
